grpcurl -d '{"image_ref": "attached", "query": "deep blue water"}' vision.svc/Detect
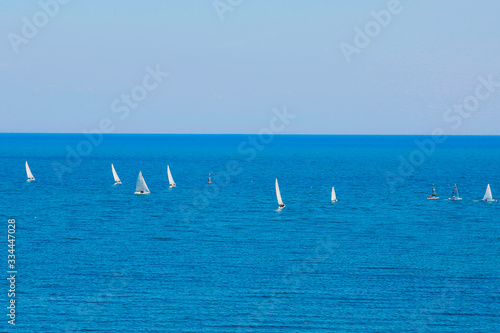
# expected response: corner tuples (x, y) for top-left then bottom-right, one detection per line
(0, 134), (499, 332)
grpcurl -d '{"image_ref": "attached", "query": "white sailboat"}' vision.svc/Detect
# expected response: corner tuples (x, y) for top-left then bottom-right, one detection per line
(25, 161), (35, 182)
(167, 165), (176, 188)
(275, 178), (285, 209)
(482, 184), (496, 202)
(134, 171), (150, 195)
(448, 184), (462, 201)
(331, 187), (338, 202)
(111, 164), (122, 185)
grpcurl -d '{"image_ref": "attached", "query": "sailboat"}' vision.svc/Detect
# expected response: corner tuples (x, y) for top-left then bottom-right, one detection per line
(25, 161), (35, 182)
(482, 184), (496, 202)
(427, 184), (439, 200)
(167, 165), (176, 188)
(111, 164), (122, 185)
(275, 178), (285, 209)
(331, 187), (338, 202)
(134, 171), (150, 195)
(447, 184), (462, 201)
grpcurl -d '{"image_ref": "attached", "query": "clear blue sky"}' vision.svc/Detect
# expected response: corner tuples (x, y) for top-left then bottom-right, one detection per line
(1, 0), (499, 134)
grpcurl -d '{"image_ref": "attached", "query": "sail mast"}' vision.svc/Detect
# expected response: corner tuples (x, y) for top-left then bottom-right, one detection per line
(275, 178), (284, 206)
(26, 161), (35, 181)
(111, 164), (121, 184)
(483, 184), (493, 201)
(167, 165), (176, 187)
(134, 171), (150, 194)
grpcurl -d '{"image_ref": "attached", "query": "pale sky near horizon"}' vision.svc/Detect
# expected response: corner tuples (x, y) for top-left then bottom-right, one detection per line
(1, 0), (499, 135)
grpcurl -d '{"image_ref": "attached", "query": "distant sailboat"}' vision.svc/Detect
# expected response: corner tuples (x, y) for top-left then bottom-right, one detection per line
(25, 161), (35, 182)
(331, 187), (338, 202)
(482, 184), (496, 202)
(427, 184), (439, 200)
(448, 184), (462, 201)
(167, 165), (176, 188)
(134, 171), (150, 195)
(111, 164), (122, 185)
(276, 178), (285, 209)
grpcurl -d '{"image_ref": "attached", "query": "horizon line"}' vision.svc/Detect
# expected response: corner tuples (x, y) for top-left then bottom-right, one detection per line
(0, 132), (500, 136)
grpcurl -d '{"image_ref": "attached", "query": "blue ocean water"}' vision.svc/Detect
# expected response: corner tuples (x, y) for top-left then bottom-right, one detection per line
(0, 134), (499, 332)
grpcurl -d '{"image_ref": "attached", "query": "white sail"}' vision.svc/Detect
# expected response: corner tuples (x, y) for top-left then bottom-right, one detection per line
(134, 171), (150, 194)
(275, 178), (284, 207)
(25, 161), (35, 181)
(331, 187), (337, 202)
(483, 184), (494, 201)
(111, 164), (121, 184)
(451, 184), (462, 200)
(167, 165), (176, 187)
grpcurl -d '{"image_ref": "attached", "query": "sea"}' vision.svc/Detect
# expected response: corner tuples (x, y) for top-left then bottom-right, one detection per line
(0, 134), (499, 332)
